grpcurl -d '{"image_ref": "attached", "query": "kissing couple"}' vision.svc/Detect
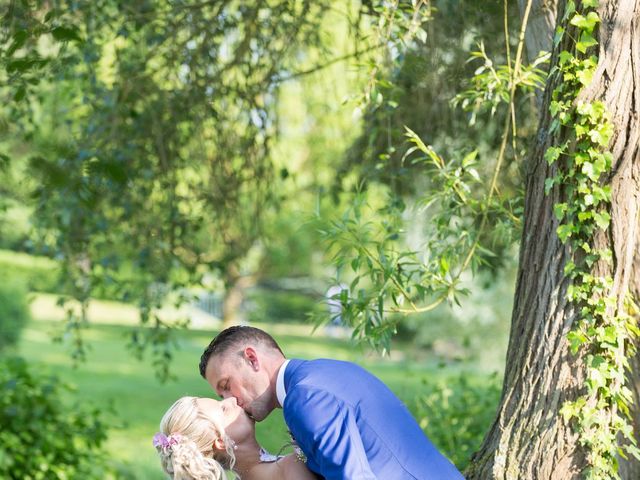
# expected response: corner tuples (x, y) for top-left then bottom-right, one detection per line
(154, 325), (464, 479)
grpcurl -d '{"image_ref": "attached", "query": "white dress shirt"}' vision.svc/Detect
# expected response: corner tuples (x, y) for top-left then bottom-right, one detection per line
(276, 359), (290, 407)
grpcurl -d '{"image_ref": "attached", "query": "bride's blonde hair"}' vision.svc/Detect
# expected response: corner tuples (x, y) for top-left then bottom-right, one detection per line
(156, 396), (237, 480)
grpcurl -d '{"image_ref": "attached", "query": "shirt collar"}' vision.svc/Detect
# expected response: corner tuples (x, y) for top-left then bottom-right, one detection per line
(276, 359), (290, 407)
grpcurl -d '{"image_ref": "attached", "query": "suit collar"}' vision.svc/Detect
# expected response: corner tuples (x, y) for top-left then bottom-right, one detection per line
(276, 359), (290, 407)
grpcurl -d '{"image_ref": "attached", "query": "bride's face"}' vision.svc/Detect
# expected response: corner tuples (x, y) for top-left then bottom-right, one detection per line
(198, 396), (255, 445)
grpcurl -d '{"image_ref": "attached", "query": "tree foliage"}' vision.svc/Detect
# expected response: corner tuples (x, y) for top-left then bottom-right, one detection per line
(2, 0), (342, 378)
(0, 357), (111, 479)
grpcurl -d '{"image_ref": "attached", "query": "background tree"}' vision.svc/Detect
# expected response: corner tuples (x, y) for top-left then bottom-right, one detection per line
(2, 0), (345, 374)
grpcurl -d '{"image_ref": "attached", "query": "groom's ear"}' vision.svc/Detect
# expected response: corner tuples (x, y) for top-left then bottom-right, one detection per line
(243, 347), (260, 371)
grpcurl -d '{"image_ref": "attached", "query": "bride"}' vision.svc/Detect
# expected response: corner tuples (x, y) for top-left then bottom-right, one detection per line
(154, 396), (317, 480)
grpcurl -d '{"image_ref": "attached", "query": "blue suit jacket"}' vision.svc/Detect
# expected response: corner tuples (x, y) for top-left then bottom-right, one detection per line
(282, 359), (464, 480)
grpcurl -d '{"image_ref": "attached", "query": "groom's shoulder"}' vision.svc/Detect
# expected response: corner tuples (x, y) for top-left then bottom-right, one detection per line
(288, 358), (363, 377)
(286, 358), (375, 390)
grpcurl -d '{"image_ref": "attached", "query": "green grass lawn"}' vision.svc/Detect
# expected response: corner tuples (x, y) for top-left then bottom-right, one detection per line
(18, 316), (477, 479)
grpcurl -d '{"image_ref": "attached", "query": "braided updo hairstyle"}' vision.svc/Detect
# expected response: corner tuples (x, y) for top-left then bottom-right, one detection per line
(156, 397), (237, 480)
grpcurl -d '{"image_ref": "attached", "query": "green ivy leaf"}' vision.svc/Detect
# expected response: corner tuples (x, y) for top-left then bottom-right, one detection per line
(557, 224), (573, 243)
(568, 330), (588, 354)
(564, 260), (576, 276)
(574, 152), (589, 165)
(576, 67), (594, 86)
(601, 326), (618, 345)
(545, 146), (563, 164)
(584, 193), (595, 206)
(578, 211), (593, 222)
(577, 31), (598, 54)
(554, 203), (568, 221)
(589, 123), (613, 147)
(560, 400), (579, 421)
(582, 161), (599, 181)
(570, 12), (600, 33)
(576, 124), (589, 137)
(592, 153), (607, 176)
(593, 211), (611, 230)
(559, 50), (573, 66)
(576, 101), (593, 117)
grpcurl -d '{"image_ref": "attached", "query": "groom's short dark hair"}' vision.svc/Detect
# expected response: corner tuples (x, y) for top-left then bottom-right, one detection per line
(199, 326), (284, 378)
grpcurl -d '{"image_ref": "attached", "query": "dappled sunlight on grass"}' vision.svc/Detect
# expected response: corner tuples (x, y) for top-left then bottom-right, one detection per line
(29, 292), (221, 329)
(0, 249), (58, 269)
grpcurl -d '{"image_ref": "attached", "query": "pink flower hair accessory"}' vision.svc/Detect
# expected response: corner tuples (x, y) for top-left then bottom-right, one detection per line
(153, 432), (182, 453)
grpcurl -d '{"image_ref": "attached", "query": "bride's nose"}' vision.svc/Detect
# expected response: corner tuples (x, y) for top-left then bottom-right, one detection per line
(223, 397), (238, 407)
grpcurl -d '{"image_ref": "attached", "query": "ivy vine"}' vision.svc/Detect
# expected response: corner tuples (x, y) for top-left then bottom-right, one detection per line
(545, 1), (639, 478)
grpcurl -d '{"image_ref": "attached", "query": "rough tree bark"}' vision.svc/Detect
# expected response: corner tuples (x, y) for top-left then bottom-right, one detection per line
(620, 249), (640, 480)
(466, 1), (640, 478)
(519, 1), (640, 477)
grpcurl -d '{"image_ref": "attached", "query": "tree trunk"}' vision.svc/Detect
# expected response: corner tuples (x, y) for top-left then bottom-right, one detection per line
(467, 1), (640, 478)
(620, 250), (640, 479)
(221, 263), (257, 329)
(519, 0), (559, 110)
(518, 0), (558, 62)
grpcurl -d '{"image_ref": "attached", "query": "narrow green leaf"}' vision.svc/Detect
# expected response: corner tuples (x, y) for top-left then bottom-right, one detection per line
(563, 1), (576, 21)
(0, 153), (10, 170)
(51, 26), (82, 42)
(13, 85), (26, 102)
(440, 256), (449, 276)
(403, 126), (429, 154)
(554, 27), (565, 47)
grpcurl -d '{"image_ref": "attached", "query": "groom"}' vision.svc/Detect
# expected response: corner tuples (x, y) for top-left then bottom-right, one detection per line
(199, 326), (464, 479)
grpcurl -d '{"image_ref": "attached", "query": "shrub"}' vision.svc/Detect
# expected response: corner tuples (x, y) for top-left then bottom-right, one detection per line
(0, 357), (112, 479)
(0, 204), (31, 251)
(246, 288), (323, 324)
(0, 249), (61, 294)
(412, 371), (502, 471)
(0, 282), (30, 352)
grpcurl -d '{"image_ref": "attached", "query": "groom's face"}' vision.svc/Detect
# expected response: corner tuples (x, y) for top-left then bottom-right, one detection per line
(205, 347), (273, 422)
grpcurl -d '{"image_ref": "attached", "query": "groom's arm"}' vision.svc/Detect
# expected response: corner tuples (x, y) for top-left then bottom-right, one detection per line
(285, 386), (377, 480)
